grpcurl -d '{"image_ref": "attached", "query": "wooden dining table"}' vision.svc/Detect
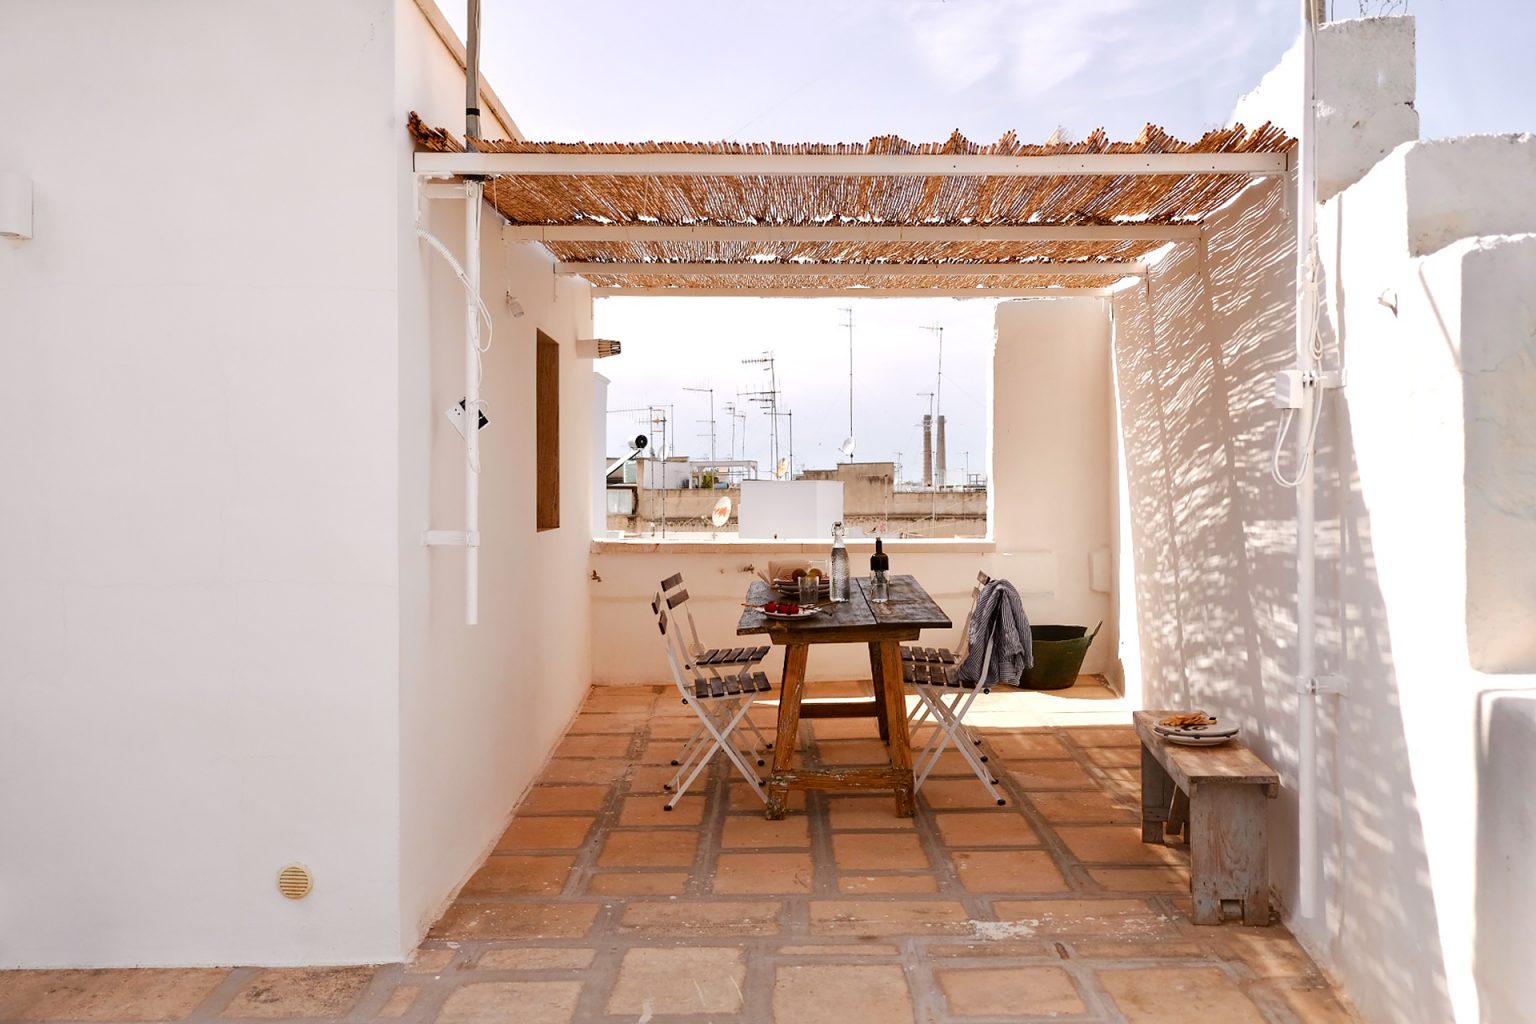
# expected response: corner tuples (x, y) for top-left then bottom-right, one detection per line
(736, 574), (951, 819)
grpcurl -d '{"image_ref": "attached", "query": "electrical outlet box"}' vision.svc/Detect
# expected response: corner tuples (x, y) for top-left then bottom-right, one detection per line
(445, 398), (489, 440)
(1273, 370), (1305, 410)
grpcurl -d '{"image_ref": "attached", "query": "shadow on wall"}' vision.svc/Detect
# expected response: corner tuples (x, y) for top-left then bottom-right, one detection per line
(1475, 691), (1536, 1024)
(1113, 176), (1453, 1022)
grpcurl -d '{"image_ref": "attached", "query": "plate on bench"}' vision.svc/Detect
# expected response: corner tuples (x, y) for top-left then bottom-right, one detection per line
(1155, 723), (1239, 747)
(1161, 732), (1236, 747)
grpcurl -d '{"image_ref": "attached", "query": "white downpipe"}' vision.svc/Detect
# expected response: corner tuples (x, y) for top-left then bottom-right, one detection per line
(463, 0), (484, 626)
(465, 180), (483, 626)
(1294, 0), (1321, 919)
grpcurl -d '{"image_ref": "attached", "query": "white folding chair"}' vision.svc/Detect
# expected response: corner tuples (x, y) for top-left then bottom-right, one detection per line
(905, 571), (991, 746)
(903, 571), (1008, 805)
(651, 584), (773, 809)
(657, 573), (776, 762)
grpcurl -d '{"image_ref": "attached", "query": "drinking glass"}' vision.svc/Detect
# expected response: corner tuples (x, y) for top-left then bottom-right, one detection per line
(797, 575), (819, 607)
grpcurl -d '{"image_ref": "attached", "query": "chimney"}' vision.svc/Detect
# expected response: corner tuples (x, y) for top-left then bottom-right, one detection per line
(921, 414), (933, 488)
(935, 415), (947, 488)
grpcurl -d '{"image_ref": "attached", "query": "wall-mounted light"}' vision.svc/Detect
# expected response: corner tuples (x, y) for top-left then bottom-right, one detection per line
(576, 338), (621, 359)
(1, 172), (32, 240)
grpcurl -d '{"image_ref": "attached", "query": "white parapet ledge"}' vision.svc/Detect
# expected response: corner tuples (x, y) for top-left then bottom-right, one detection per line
(591, 286), (1113, 299)
(502, 224), (1199, 243)
(591, 537), (997, 555)
(560, 261), (1144, 278)
(415, 151), (1289, 177)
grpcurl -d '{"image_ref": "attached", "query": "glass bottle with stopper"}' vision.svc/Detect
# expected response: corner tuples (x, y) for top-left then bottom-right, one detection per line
(829, 521), (850, 602)
(869, 536), (890, 603)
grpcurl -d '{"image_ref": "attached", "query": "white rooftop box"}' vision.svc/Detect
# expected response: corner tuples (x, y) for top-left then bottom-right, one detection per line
(738, 480), (844, 540)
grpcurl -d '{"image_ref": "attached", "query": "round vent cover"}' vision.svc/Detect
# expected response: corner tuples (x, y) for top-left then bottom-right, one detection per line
(277, 863), (313, 900)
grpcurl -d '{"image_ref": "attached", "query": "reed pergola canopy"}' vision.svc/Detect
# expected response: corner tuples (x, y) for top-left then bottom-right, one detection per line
(409, 112), (1294, 297)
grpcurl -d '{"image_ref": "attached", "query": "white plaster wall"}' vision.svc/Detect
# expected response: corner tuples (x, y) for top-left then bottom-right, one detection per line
(0, 1), (404, 966)
(590, 298), (1115, 685)
(1233, 16), (1418, 202)
(993, 298), (1115, 676)
(1328, 211), (1536, 1023)
(1111, 18), (1536, 1022)
(393, 0), (596, 951)
(1458, 234), (1536, 673)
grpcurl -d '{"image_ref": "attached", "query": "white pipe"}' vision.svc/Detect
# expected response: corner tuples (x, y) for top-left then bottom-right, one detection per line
(1295, 0), (1320, 919)
(464, 0), (482, 143)
(465, 180), (483, 625)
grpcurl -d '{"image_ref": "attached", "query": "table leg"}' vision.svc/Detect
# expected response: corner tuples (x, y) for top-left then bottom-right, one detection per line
(868, 642), (891, 743)
(767, 643), (809, 820)
(1190, 785), (1270, 926)
(875, 640), (915, 817)
(1167, 788), (1191, 844)
(1140, 742), (1175, 843)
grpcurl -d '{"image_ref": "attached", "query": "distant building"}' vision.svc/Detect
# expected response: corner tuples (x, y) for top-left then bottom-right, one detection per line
(605, 460), (987, 538)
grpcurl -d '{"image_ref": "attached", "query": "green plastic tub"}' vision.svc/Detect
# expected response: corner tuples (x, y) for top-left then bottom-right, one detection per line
(1019, 622), (1101, 690)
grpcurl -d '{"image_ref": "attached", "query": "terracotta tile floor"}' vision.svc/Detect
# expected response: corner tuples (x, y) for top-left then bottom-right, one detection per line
(0, 681), (1357, 1023)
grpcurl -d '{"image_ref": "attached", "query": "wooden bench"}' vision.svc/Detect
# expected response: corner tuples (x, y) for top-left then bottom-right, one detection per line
(1134, 710), (1280, 926)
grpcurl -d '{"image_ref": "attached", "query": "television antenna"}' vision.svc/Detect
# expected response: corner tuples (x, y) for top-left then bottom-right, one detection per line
(769, 408), (795, 479)
(741, 352), (781, 474)
(919, 323), (944, 425)
(722, 400), (747, 468)
(840, 307), (855, 462)
(682, 385), (716, 462)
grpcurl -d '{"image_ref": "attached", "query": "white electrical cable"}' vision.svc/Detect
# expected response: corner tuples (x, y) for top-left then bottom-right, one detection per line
(417, 222), (494, 471)
(416, 227), (494, 367)
(1271, 230), (1331, 489)
(1270, 392), (1326, 488)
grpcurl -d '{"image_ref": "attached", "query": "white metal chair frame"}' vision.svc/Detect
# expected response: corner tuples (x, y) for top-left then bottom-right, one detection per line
(657, 573), (776, 765)
(904, 571), (1008, 805)
(651, 584), (773, 809)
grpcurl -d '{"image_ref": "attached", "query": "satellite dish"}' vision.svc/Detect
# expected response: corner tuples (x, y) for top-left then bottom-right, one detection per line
(775, 458), (790, 479)
(710, 495), (733, 529)
(839, 436), (856, 459)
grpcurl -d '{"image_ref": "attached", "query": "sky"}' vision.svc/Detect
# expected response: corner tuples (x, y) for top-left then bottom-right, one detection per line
(444, 0), (1535, 479)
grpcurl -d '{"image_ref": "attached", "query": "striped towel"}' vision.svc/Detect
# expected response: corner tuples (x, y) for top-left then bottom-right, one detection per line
(955, 579), (1032, 687)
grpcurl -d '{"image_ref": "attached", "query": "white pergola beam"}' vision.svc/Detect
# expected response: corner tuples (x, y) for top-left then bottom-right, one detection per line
(502, 223), (1197, 243)
(416, 150), (1288, 177)
(592, 287), (1113, 299)
(559, 261), (1143, 279)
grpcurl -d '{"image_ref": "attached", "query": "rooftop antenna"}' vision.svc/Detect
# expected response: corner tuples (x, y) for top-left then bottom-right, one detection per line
(683, 385), (716, 462)
(919, 322), (944, 436)
(722, 400), (746, 464)
(770, 409), (795, 479)
(741, 352), (781, 475)
(840, 307), (855, 461)
(652, 405), (669, 535)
